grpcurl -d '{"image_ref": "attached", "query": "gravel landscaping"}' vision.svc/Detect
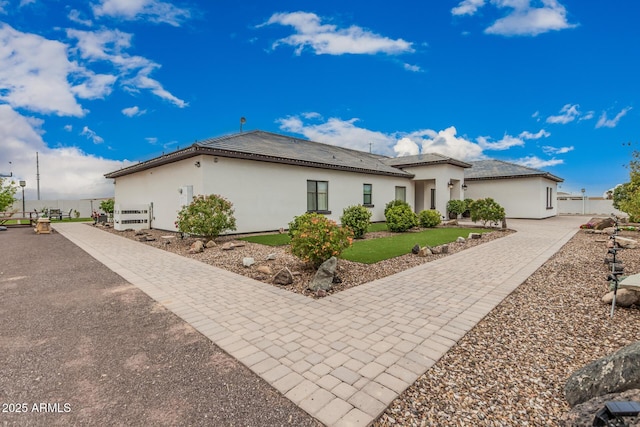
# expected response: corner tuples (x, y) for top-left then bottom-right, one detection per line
(374, 227), (640, 426)
(100, 224), (512, 298)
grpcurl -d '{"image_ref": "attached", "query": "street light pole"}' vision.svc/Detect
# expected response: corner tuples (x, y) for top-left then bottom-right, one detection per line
(19, 180), (26, 216)
(581, 188), (586, 215)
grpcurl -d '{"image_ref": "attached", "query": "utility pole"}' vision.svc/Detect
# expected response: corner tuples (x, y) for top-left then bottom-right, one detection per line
(36, 152), (40, 200)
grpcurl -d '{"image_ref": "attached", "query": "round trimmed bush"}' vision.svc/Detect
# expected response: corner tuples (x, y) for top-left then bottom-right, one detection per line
(418, 209), (442, 228)
(340, 205), (372, 239)
(385, 204), (417, 232)
(289, 213), (353, 267)
(175, 194), (237, 239)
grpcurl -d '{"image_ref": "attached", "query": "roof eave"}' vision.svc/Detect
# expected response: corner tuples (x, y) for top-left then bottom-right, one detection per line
(465, 173), (563, 183)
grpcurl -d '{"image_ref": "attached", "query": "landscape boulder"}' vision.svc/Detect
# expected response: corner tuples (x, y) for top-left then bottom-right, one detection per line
(308, 257), (337, 291)
(564, 340), (640, 406)
(242, 257), (255, 267)
(265, 253), (277, 261)
(594, 217), (616, 230)
(468, 232), (482, 239)
(205, 240), (216, 248)
(273, 268), (293, 285)
(411, 244), (420, 255)
(616, 237), (638, 249)
(440, 244), (449, 254)
(563, 388), (640, 426)
(188, 240), (204, 253)
(418, 247), (432, 257)
(456, 237), (466, 243)
(220, 242), (234, 251)
(256, 265), (273, 275)
(602, 289), (640, 307)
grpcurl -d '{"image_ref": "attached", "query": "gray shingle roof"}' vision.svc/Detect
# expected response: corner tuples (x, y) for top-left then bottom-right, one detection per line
(105, 130), (412, 178)
(383, 153), (472, 168)
(464, 159), (563, 182)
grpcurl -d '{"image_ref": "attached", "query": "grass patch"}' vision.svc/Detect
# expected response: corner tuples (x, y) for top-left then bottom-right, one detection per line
(239, 233), (291, 246)
(367, 222), (388, 232)
(341, 227), (492, 264)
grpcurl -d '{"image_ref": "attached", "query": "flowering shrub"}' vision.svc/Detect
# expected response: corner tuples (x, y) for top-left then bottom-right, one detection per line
(289, 212), (353, 268)
(175, 194), (236, 239)
(418, 209), (442, 228)
(580, 223), (594, 229)
(385, 204), (418, 232)
(340, 205), (372, 239)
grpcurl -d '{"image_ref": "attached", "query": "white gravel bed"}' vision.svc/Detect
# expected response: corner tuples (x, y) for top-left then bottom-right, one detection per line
(373, 228), (640, 427)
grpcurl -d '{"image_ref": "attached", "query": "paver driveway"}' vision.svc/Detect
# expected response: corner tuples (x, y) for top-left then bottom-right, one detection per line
(54, 216), (587, 426)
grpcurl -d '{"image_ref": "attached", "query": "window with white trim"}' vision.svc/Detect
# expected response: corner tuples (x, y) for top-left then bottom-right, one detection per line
(307, 180), (329, 212)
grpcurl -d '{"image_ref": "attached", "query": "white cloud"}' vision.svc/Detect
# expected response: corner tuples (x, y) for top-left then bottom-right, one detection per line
(403, 63), (423, 72)
(596, 107), (632, 129)
(0, 24), (85, 116)
(81, 126), (104, 144)
(452, 0), (486, 16)
(0, 1), (8, 14)
(122, 106), (146, 117)
(64, 125), (73, 132)
(0, 105), (130, 199)
(519, 129), (550, 139)
(277, 114), (395, 154)
(262, 11), (414, 55)
(19, 0), (35, 7)
(455, 0), (576, 37)
(92, 0), (191, 27)
(477, 134), (525, 150)
(542, 145), (573, 154)
(68, 9), (93, 26)
(411, 127), (485, 160)
(514, 155), (563, 168)
(393, 137), (420, 157)
(145, 137), (158, 144)
(546, 103), (581, 124)
(66, 28), (187, 108)
(580, 111), (595, 120)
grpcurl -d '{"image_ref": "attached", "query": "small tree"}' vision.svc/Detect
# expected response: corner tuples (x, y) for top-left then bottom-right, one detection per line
(469, 198), (505, 227)
(385, 203), (418, 232)
(100, 199), (115, 215)
(340, 205), (372, 239)
(614, 151), (640, 222)
(0, 178), (18, 212)
(175, 194), (237, 239)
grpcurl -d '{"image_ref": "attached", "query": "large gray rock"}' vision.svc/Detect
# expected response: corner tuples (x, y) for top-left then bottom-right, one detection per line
(411, 244), (420, 254)
(563, 388), (640, 426)
(565, 341), (640, 406)
(309, 257), (337, 291)
(594, 217), (616, 230)
(242, 257), (255, 267)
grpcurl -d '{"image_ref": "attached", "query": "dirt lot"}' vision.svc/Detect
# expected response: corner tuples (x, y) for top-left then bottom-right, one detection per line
(0, 226), (321, 427)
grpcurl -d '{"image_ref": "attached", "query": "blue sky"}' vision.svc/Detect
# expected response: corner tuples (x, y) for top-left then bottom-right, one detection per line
(1, 0), (638, 200)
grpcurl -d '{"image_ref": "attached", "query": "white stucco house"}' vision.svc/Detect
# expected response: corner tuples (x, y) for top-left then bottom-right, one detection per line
(105, 130), (562, 233)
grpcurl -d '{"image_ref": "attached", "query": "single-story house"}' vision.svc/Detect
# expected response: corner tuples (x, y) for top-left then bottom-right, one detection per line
(463, 159), (563, 219)
(105, 130), (562, 233)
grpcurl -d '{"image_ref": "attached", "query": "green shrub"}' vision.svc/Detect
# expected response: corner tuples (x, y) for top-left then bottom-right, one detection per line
(289, 213), (353, 267)
(418, 209), (442, 228)
(385, 204), (418, 232)
(469, 197), (505, 227)
(446, 199), (466, 217)
(340, 205), (372, 239)
(384, 199), (410, 217)
(463, 198), (473, 217)
(175, 194), (237, 239)
(100, 198), (114, 214)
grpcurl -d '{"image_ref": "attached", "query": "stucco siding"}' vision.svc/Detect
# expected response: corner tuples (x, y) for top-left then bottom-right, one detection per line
(114, 155), (414, 233)
(464, 177), (558, 219)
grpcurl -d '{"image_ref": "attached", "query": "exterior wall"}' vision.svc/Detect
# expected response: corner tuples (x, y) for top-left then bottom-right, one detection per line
(113, 157), (203, 231)
(399, 164), (466, 216)
(113, 155), (413, 233)
(558, 197), (625, 216)
(464, 177), (558, 219)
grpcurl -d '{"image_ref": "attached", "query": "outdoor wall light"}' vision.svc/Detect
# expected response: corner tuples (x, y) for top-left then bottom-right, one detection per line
(447, 181), (454, 189)
(462, 182), (468, 190)
(194, 161), (201, 168)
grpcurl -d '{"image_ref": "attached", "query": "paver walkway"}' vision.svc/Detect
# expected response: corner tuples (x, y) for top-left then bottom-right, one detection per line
(54, 216), (587, 426)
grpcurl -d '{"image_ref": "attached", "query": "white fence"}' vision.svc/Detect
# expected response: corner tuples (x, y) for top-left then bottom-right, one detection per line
(557, 197), (625, 217)
(9, 198), (111, 218)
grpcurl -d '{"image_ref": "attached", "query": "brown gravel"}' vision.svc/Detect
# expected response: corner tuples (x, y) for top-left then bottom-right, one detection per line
(373, 227), (640, 427)
(99, 225), (512, 298)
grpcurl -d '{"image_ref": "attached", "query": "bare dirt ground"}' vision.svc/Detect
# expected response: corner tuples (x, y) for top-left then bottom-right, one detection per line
(101, 224), (512, 298)
(0, 226), (321, 427)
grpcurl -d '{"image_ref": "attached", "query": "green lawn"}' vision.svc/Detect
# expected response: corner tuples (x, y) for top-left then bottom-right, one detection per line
(341, 227), (491, 264)
(1, 217), (92, 225)
(240, 225), (492, 264)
